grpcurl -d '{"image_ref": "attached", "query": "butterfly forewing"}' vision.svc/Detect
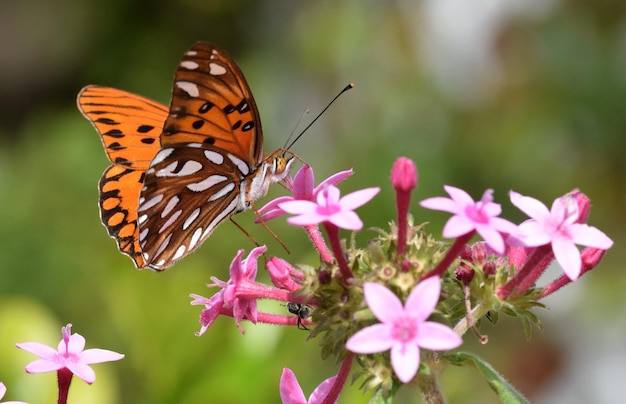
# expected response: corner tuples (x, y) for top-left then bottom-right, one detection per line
(161, 42), (263, 165)
(138, 144), (243, 270)
(77, 86), (167, 169)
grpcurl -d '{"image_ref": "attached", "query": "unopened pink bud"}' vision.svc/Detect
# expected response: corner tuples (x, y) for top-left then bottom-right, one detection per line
(391, 157), (418, 191)
(267, 257), (303, 293)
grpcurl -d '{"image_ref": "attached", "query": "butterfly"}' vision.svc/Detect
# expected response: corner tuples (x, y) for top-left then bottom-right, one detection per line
(77, 42), (294, 271)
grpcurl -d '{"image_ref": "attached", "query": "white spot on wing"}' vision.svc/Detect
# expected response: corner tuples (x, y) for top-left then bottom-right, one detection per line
(176, 81), (200, 97)
(227, 153), (250, 176)
(178, 160), (203, 176)
(188, 143), (203, 148)
(161, 196), (180, 218)
(151, 148), (174, 166)
(189, 227), (203, 250)
(183, 207), (201, 230)
(139, 194), (164, 212)
(159, 209), (182, 234)
(157, 161), (179, 177)
(204, 150), (224, 165)
(208, 182), (236, 201)
(138, 214), (148, 225)
(180, 61), (199, 70)
(139, 227), (149, 242)
(186, 50), (198, 56)
(173, 245), (186, 260)
(209, 63), (227, 75)
(201, 198), (238, 239)
(187, 175), (228, 192)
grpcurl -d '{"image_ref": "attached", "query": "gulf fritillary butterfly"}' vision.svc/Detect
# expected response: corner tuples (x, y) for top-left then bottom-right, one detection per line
(77, 42), (294, 271)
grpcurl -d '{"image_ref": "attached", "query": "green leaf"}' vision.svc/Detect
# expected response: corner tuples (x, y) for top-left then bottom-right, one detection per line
(445, 351), (529, 404)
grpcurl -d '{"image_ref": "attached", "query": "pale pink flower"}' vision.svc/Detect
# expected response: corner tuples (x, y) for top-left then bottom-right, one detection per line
(257, 165), (353, 222)
(279, 185), (379, 231)
(420, 185), (517, 254)
(509, 191), (613, 280)
(346, 278), (462, 383)
(279, 368), (337, 404)
(15, 324), (124, 384)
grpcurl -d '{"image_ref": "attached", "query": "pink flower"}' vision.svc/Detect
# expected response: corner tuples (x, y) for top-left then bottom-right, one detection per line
(279, 368), (337, 404)
(420, 186), (517, 254)
(15, 324), (124, 385)
(257, 165), (353, 222)
(346, 278), (462, 383)
(192, 246), (267, 334)
(509, 191), (613, 280)
(279, 185), (380, 231)
(0, 382), (28, 404)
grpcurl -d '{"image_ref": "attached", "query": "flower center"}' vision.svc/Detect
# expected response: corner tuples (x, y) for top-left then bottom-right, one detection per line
(465, 204), (489, 224)
(391, 315), (418, 342)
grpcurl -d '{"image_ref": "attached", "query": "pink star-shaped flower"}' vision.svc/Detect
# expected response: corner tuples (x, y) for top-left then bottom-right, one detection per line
(345, 277), (462, 383)
(191, 246), (266, 335)
(15, 324), (124, 384)
(279, 185), (379, 231)
(256, 165), (353, 222)
(0, 382), (28, 404)
(279, 368), (337, 404)
(509, 191), (613, 280)
(420, 185), (517, 254)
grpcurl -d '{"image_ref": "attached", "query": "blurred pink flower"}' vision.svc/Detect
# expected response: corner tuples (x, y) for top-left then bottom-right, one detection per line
(279, 185), (379, 231)
(420, 185), (517, 254)
(346, 278), (462, 383)
(509, 191), (613, 280)
(16, 324), (124, 385)
(279, 368), (337, 404)
(0, 382), (28, 404)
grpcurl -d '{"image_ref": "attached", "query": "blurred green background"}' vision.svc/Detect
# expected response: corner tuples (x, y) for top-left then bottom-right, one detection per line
(1, 0), (625, 403)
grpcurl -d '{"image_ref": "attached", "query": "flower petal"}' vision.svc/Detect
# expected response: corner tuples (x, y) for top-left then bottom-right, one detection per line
(314, 169), (353, 193)
(552, 236), (582, 280)
(415, 322), (463, 350)
(345, 324), (394, 354)
(0, 382), (5, 398)
(279, 200), (318, 215)
(279, 368), (307, 404)
(15, 342), (57, 359)
(338, 187), (380, 211)
(444, 185), (474, 207)
(390, 342), (420, 383)
(475, 225), (505, 255)
(569, 224), (614, 249)
(308, 375), (338, 404)
(405, 276), (440, 323)
(510, 191), (550, 220)
(24, 358), (64, 374)
(515, 221), (552, 246)
(363, 282), (403, 322)
(66, 333), (86, 354)
(442, 215), (475, 238)
(66, 363), (96, 384)
(79, 348), (124, 364)
(419, 196), (460, 214)
(329, 211), (363, 231)
(292, 165), (315, 200)
(287, 213), (326, 227)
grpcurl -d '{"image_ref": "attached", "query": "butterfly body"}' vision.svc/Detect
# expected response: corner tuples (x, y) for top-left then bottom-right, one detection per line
(78, 42), (293, 271)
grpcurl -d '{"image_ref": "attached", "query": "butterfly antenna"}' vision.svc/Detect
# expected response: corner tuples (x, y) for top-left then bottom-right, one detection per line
(285, 83), (354, 151)
(282, 109), (311, 153)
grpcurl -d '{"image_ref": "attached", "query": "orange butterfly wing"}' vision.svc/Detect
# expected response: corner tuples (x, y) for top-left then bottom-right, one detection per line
(77, 86), (168, 268)
(136, 42), (265, 270)
(160, 42), (264, 165)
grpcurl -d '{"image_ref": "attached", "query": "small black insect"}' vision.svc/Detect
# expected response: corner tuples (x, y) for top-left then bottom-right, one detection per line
(287, 302), (312, 330)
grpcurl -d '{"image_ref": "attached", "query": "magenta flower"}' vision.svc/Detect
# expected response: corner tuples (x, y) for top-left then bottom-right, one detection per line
(192, 245), (267, 334)
(420, 185), (517, 254)
(15, 324), (124, 385)
(509, 191), (613, 280)
(0, 382), (28, 404)
(346, 277), (462, 383)
(257, 165), (353, 222)
(279, 368), (337, 404)
(279, 185), (380, 231)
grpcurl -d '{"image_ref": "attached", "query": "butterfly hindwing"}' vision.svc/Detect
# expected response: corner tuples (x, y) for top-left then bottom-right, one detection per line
(137, 144), (245, 270)
(161, 42), (263, 166)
